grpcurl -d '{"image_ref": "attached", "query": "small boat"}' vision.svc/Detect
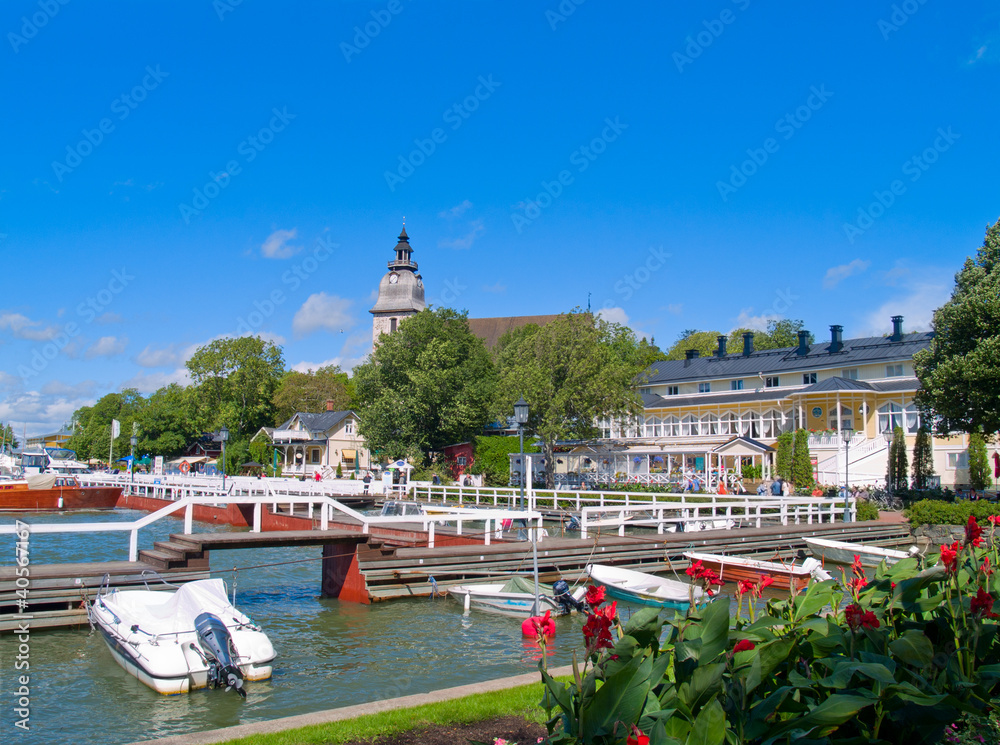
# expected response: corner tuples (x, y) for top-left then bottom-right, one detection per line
(586, 563), (708, 609)
(804, 537), (918, 567)
(90, 577), (275, 696)
(448, 576), (586, 618)
(683, 551), (831, 591)
(0, 474), (121, 511)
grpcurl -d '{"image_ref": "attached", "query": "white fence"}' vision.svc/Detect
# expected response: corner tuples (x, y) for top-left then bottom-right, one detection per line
(577, 496), (856, 539)
(0, 494), (541, 560)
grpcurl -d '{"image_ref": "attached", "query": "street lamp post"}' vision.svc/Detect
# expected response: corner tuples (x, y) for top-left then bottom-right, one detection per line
(129, 434), (137, 496)
(219, 425), (229, 493)
(841, 428), (853, 522)
(513, 396), (540, 615)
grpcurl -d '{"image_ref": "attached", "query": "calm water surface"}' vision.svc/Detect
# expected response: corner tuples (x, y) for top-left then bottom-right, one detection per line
(0, 510), (635, 745)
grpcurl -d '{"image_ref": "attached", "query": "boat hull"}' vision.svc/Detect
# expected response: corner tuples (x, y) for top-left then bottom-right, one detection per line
(803, 537), (911, 568)
(684, 553), (812, 591)
(0, 484), (121, 511)
(448, 583), (576, 618)
(586, 564), (703, 610)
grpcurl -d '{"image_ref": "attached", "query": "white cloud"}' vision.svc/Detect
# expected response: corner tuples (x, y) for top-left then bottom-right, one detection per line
(261, 228), (302, 259)
(292, 293), (354, 338)
(0, 371), (20, 390)
(664, 303), (683, 315)
(136, 344), (182, 368)
(731, 309), (774, 332)
(95, 312), (123, 324)
(119, 368), (191, 394)
(0, 391), (95, 439)
(598, 307), (630, 325)
(439, 200), (473, 219)
(863, 280), (950, 335)
(85, 335), (128, 359)
(40, 380), (99, 397)
(823, 258), (871, 289)
(439, 219), (485, 250)
(0, 312), (61, 341)
(293, 332), (372, 374)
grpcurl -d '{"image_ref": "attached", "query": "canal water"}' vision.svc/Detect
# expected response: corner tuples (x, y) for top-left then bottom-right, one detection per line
(1, 511), (663, 745)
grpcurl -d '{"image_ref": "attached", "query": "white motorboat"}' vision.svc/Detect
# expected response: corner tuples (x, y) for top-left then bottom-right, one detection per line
(89, 577), (275, 696)
(448, 576), (586, 618)
(803, 537), (919, 567)
(683, 551), (832, 591)
(586, 563), (708, 609)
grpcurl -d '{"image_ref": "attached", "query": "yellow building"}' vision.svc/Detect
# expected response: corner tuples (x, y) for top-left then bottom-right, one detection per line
(574, 316), (990, 490)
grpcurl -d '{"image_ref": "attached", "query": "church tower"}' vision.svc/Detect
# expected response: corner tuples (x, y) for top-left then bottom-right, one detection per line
(370, 226), (426, 345)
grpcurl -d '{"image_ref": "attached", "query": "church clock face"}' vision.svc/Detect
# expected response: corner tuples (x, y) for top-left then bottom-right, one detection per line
(388, 273), (398, 284)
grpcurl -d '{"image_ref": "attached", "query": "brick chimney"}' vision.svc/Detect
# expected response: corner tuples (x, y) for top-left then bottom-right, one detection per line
(325, 399), (335, 412)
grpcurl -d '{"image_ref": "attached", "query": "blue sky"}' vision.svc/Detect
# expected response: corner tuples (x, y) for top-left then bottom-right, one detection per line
(1, 0), (998, 436)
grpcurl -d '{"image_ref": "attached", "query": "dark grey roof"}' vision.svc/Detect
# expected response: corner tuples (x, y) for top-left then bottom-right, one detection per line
(871, 379), (922, 393)
(792, 377), (876, 394)
(277, 410), (354, 435)
(643, 388), (790, 409)
(714, 436), (775, 453)
(643, 331), (933, 384)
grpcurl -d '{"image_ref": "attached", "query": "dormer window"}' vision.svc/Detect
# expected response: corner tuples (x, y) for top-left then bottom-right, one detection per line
(345, 420), (354, 435)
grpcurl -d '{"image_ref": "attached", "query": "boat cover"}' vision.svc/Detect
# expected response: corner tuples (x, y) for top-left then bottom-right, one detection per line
(500, 576), (551, 594)
(109, 579), (239, 635)
(25, 474), (59, 490)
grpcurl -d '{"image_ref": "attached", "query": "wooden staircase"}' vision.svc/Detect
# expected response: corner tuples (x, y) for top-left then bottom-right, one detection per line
(137, 536), (211, 571)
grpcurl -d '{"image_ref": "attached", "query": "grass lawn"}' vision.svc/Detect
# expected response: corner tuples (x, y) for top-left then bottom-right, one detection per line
(215, 676), (570, 745)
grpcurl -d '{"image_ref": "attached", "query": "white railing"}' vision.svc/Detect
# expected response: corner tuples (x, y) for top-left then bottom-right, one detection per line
(577, 495), (857, 538)
(81, 472), (371, 499)
(0, 494), (540, 559)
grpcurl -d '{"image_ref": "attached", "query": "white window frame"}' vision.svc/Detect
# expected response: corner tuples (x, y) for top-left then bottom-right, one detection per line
(731, 380), (743, 391)
(803, 373), (817, 385)
(681, 414), (699, 436)
(666, 385), (679, 396)
(700, 413), (719, 435)
(947, 452), (969, 470)
(764, 377), (779, 388)
(698, 382), (711, 393)
(886, 364), (903, 377)
(842, 368), (859, 380)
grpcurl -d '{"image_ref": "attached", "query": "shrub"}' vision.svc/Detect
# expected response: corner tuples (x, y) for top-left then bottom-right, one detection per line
(335, 463), (343, 478)
(906, 498), (1000, 526)
(856, 500), (880, 521)
(539, 522), (1000, 744)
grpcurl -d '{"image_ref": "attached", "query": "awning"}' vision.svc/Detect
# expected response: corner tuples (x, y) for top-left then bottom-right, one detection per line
(341, 449), (357, 460)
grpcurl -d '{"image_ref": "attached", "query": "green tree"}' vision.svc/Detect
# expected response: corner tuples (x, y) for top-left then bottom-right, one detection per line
(968, 432), (991, 491)
(791, 428), (814, 490)
(67, 389), (145, 463)
(911, 425), (936, 490)
(495, 310), (644, 488)
(775, 431), (794, 480)
(663, 330), (724, 360)
(186, 336), (285, 437)
(466, 435), (540, 486)
(0, 422), (19, 451)
(729, 319), (814, 352)
(914, 217), (1000, 436)
(248, 436), (277, 473)
(272, 365), (352, 424)
(353, 307), (497, 463)
(886, 425), (908, 493)
(136, 384), (203, 457)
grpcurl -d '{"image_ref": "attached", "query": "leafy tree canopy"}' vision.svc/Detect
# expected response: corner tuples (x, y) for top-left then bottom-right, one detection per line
(664, 320), (813, 360)
(67, 389), (145, 462)
(186, 335), (285, 438)
(136, 384), (204, 458)
(353, 308), (497, 463)
(494, 310), (644, 487)
(0, 422), (19, 451)
(272, 365), (352, 424)
(914, 217), (1000, 437)
(466, 435), (540, 487)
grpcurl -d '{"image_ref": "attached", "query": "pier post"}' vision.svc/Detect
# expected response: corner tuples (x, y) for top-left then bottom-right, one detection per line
(184, 503), (193, 534)
(321, 540), (369, 603)
(253, 503), (262, 532)
(129, 530), (138, 561)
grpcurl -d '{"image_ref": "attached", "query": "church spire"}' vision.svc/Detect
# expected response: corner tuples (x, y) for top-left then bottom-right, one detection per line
(389, 223), (417, 271)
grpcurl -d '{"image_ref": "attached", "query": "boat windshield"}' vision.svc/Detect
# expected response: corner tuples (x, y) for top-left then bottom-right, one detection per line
(21, 453), (47, 470)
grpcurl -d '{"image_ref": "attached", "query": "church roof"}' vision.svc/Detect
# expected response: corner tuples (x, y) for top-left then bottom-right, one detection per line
(467, 314), (563, 349)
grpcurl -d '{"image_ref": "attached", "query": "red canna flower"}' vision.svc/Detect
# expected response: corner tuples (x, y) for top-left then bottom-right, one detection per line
(847, 575), (867, 595)
(626, 725), (650, 745)
(584, 584), (606, 607)
(733, 639), (756, 653)
(737, 579), (755, 595)
(685, 560), (704, 578)
(988, 515), (1000, 526)
(966, 515), (984, 547)
(844, 603), (878, 631)
(939, 542), (960, 574)
(582, 612), (614, 651)
(982, 556), (995, 577)
(759, 575), (775, 589)
(971, 587), (1000, 619)
(851, 554), (864, 575)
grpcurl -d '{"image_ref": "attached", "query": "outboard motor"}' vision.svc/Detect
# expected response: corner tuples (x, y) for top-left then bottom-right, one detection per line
(194, 612), (246, 699)
(553, 579), (586, 614)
